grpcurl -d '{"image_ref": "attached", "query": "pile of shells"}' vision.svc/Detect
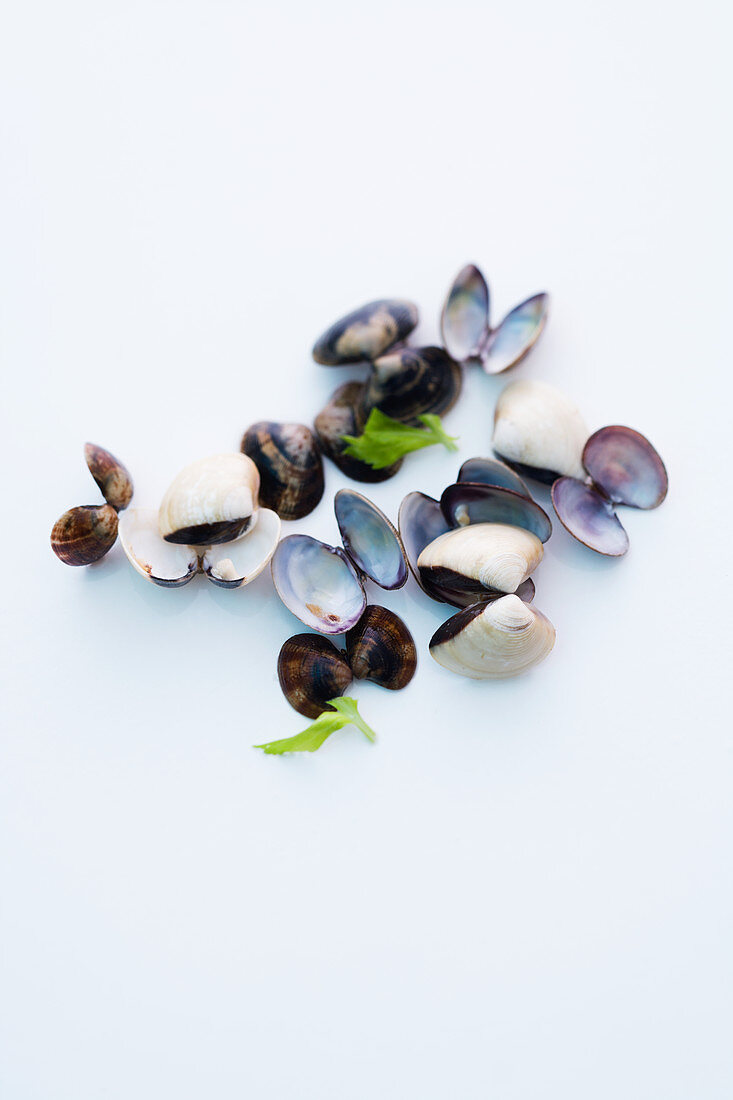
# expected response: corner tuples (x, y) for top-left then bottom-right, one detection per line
(492, 379), (668, 556)
(51, 444), (134, 566)
(118, 453), (281, 588)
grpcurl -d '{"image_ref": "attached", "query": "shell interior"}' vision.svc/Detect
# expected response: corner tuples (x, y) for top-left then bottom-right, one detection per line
(551, 477), (630, 557)
(440, 263), (490, 362)
(119, 508), (198, 586)
(482, 293), (549, 375)
(335, 490), (407, 590)
(440, 482), (552, 543)
(582, 425), (668, 509)
(202, 508), (281, 588)
(457, 456), (529, 497)
(271, 535), (366, 634)
(397, 491), (452, 590)
(241, 422), (324, 521)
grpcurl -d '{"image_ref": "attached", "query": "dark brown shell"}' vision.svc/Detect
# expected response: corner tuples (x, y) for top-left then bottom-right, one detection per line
(241, 421), (324, 520)
(84, 443), (133, 511)
(362, 346), (463, 426)
(277, 633), (353, 718)
(313, 380), (403, 483)
(345, 605), (417, 690)
(312, 299), (418, 365)
(50, 504), (119, 566)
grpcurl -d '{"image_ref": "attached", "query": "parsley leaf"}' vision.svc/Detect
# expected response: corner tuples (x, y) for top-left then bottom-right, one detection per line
(254, 697), (376, 755)
(341, 409), (459, 469)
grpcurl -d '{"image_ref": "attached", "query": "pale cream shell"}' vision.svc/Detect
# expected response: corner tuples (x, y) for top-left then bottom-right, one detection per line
(430, 594), (556, 679)
(492, 379), (588, 480)
(158, 453), (260, 542)
(202, 508), (281, 587)
(417, 522), (544, 594)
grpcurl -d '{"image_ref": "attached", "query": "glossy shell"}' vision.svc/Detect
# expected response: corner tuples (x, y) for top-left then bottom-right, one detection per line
(345, 606), (417, 690)
(84, 443), (134, 511)
(418, 568), (536, 610)
(492, 378), (589, 481)
(397, 491), (452, 591)
(582, 426), (668, 509)
(362, 346), (463, 426)
(241, 421), (324, 520)
(312, 299), (418, 365)
(119, 507), (199, 587)
(417, 523), (544, 595)
(314, 381), (403, 483)
(277, 634), (353, 718)
(429, 594), (556, 680)
(482, 292), (549, 375)
(271, 534), (366, 634)
(158, 453), (260, 545)
(50, 504), (118, 566)
(334, 489), (408, 590)
(202, 508), (281, 587)
(440, 263), (491, 362)
(440, 482), (552, 542)
(551, 478), (629, 557)
(457, 456), (529, 497)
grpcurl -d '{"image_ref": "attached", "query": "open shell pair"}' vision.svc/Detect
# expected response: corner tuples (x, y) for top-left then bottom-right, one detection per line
(50, 444), (134, 567)
(492, 379), (668, 556)
(441, 264), (549, 374)
(278, 605), (417, 718)
(272, 489), (408, 634)
(119, 453), (281, 588)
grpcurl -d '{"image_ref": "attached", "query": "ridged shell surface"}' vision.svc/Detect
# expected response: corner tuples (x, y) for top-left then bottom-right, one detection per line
(345, 606), (417, 690)
(241, 421), (324, 520)
(277, 634), (353, 718)
(417, 523), (543, 594)
(429, 594), (555, 679)
(50, 504), (119, 566)
(158, 453), (260, 545)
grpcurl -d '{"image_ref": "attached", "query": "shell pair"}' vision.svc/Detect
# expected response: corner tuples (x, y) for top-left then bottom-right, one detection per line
(399, 457), (556, 679)
(492, 380), (668, 556)
(312, 299), (462, 482)
(278, 605), (417, 718)
(440, 263), (549, 374)
(119, 453), (281, 588)
(50, 444), (134, 567)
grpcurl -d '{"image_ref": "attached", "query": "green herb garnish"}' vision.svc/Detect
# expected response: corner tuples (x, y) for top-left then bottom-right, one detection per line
(254, 697), (376, 755)
(341, 409), (459, 469)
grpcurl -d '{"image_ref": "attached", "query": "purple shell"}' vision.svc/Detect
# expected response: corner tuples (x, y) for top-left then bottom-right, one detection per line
(271, 534), (366, 634)
(551, 478), (629, 557)
(397, 491), (451, 591)
(440, 264), (491, 362)
(482, 292), (549, 375)
(583, 426), (668, 510)
(440, 482), (552, 543)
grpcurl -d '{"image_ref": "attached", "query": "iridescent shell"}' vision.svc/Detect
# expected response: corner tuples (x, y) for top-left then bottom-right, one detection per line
(440, 264), (491, 362)
(334, 489), (408, 590)
(483, 293), (549, 375)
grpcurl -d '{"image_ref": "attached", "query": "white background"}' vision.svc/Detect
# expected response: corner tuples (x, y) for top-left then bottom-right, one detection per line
(1, 2), (731, 1097)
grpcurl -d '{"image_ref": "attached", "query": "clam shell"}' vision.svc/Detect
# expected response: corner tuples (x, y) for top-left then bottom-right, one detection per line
(492, 378), (589, 481)
(482, 292), (549, 375)
(241, 421), (324, 520)
(334, 489), (408, 590)
(363, 346), (462, 426)
(457, 456), (529, 497)
(345, 605), (417, 690)
(84, 443), (134, 511)
(551, 477), (629, 557)
(50, 504), (118, 566)
(314, 381), (403, 483)
(440, 482), (552, 542)
(202, 508), (281, 588)
(582, 426), (668, 509)
(429, 594), (555, 679)
(312, 299), (418, 365)
(271, 534), (366, 634)
(118, 507), (199, 586)
(277, 634), (353, 718)
(397, 491), (452, 593)
(418, 568), (536, 610)
(440, 263), (491, 363)
(417, 522), (544, 595)
(158, 453), (260, 545)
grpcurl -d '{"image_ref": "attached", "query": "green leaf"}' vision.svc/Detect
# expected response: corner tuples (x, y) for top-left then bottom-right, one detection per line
(254, 697), (376, 755)
(341, 409), (459, 469)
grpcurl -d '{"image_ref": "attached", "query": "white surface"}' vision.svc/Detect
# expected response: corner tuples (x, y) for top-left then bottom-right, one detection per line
(1, 2), (731, 1097)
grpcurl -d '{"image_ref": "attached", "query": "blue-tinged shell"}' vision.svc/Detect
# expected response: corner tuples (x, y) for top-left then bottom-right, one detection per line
(440, 264), (491, 362)
(335, 490), (408, 590)
(483, 292), (549, 375)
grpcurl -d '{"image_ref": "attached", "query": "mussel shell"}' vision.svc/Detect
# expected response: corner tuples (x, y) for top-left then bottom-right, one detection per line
(420, 568), (536, 609)
(551, 477), (629, 557)
(158, 453), (260, 545)
(241, 421), (324, 520)
(440, 263), (491, 363)
(314, 381), (403, 483)
(362, 346), (462, 426)
(312, 299), (419, 365)
(429, 594), (555, 680)
(397, 491), (452, 593)
(84, 443), (134, 511)
(482, 292), (549, 375)
(202, 508), (281, 588)
(440, 482), (552, 542)
(277, 634), (353, 718)
(271, 534), (366, 634)
(51, 504), (118, 566)
(457, 456), (529, 497)
(118, 508), (199, 587)
(345, 605), (417, 690)
(334, 489), (408, 590)
(582, 426), (668, 509)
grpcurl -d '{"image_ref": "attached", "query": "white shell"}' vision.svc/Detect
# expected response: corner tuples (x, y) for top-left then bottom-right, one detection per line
(119, 507), (199, 586)
(430, 594), (556, 679)
(202, 508), (281, 588)
(492, 379), (588, 480)
(158, 453), (260, 544)
(417, 522), (544, 594)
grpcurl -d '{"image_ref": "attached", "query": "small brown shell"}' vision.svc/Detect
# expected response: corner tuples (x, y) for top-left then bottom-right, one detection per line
(50, 504), (119, 566)
(241, 421), (324, 520)
(277, 634), (353, 718)
(345, 605), (417, 691)
(84, 443), (134, 511)
(313, 380), (403, 483)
